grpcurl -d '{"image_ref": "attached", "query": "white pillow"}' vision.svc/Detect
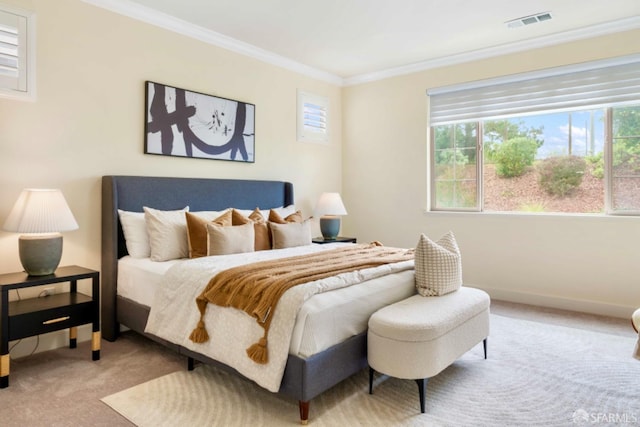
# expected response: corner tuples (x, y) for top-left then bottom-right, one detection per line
(117, 210), (150, 258)
(143, 206), (190, 261)
(270, 220), (312, 249)
(206, 222), (255, 255)
(414, 231), (462, 296)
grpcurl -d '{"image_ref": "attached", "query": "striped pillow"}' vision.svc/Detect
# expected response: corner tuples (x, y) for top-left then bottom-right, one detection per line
(415, 231), (462, 296)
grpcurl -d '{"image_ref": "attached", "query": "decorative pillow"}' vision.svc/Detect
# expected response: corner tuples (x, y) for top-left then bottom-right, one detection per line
(270, 220), (312, 249)
(143, 206), (190, 262)
(186, 210), (232, 258)
(232, 208), (256, 218)
(206, 222), (255, 256)
(270, 205), (297, 220)
(415, 231), (462, 296)
(268, 209), (303, 224)
(117, 210), (150, 258)
(235, 206), (295, 222)
(191, 211), (226, 221)
(232, 208), (271, 251)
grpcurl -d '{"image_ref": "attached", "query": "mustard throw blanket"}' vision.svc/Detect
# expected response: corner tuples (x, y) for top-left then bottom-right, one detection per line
(189, 243), (415, 364)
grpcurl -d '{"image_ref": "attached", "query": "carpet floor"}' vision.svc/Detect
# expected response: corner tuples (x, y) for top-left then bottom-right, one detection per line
(102, 314), (640, 426)
(1, 301), (636, 426)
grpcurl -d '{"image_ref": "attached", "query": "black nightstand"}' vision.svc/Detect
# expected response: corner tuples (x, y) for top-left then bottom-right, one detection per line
(0, 265), (100, 388)
(312, 237), (357, 244)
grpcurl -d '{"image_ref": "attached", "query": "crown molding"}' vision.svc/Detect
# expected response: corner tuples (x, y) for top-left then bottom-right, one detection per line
(82, 1), (639, 88)
(81, 0), (343, 86)
(343, 16), (640, 86)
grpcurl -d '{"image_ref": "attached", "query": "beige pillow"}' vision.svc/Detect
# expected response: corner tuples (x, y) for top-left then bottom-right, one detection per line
(206, 222), (255, 256)
(270, 220), (312, 249)
(414, 231), (462, 296)
(232, 208), (271, 251)
(143, 206), (190, 261)
(186, 210), (232, 258)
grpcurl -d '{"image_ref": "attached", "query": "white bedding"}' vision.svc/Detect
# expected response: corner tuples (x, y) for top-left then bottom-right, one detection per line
(118, 256), (179, 307)
(120, 243), (415, 391)
(118, 244), (416, 358)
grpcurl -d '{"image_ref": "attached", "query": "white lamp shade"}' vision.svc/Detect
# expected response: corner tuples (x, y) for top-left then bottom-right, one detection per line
(3, 189), (79, 233)
(315, 192), (347, 217)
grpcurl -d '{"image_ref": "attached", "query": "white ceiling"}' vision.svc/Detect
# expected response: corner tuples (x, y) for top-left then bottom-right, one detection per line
(86, 0), (640, 85)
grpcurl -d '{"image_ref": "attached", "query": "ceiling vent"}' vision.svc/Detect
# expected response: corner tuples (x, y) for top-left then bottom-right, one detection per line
(505, 12), (553, 29)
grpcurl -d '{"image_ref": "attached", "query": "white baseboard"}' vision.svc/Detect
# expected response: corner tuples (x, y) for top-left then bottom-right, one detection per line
(478, 286), (635, 319)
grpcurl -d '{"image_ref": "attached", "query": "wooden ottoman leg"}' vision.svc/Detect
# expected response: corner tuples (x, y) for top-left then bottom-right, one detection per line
(483, 338), (488, 359)
(415, 378), (428, 413)
(369, 367), (375, 394)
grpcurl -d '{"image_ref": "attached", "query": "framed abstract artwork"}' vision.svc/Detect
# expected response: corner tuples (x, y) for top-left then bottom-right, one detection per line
(144, 81), (255, 162)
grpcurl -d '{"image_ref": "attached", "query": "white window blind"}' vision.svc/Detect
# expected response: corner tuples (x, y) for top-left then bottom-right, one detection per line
(0, 5), (33, 100)
(297, 90), (328, 143)
(428, 54), (640, 125)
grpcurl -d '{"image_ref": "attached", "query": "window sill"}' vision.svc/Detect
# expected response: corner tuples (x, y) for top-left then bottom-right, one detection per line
(423, 209), (640, 221)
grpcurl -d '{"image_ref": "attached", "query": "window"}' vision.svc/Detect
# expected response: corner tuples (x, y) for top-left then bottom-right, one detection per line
(428, 55), (640, 215)
(297, 90), (328, 143)
(610, 106), (640, 212)
(0, 5), (34, 100)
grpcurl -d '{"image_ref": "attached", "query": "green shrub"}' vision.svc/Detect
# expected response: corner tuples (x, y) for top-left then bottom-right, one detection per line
(537, 156), (587, 196)
(437, 148), (469, 166)
(613, 140), (640, 174)
(493, 137), (538, 178)
(585, 153), (604, 179)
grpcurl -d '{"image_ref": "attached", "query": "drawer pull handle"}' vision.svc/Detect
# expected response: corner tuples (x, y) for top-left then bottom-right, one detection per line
(43, 316), (70, 325)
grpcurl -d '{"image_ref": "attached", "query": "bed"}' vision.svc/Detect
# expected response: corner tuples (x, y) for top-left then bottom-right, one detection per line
(101, 175), (415, 423)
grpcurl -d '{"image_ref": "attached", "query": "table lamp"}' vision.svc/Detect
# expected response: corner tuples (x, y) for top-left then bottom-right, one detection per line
(315, 192), (347, 240)
(3, 189), (78, 276)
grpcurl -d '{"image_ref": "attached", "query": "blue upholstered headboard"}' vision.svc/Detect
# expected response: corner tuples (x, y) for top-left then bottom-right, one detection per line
(100, 175), (294, 340)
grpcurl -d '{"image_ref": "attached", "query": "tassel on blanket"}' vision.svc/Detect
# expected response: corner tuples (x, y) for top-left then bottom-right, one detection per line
(189, 297), (210, 343)
(247, 337), (269, 364)
(189, 320), (209, 343)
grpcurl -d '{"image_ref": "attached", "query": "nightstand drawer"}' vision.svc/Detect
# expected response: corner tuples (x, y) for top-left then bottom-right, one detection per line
(8, 295), (94, 340)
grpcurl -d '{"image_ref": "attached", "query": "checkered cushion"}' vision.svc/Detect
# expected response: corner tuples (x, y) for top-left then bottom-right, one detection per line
(415, 231), (462, 296)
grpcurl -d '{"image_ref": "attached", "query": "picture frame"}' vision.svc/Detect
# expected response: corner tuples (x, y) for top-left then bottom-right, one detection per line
(144, 81), (255, 163)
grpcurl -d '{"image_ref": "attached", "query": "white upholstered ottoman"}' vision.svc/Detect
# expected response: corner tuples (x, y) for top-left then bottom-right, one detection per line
(367, 286), (490, 413)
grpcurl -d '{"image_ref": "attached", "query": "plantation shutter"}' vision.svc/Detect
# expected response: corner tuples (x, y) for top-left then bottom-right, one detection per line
(0, 8), (27, 93)
(427, 54), (640, 125)
(297, 90), (329, 143)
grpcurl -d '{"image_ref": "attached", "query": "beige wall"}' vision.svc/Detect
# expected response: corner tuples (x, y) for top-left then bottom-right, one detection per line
(2, 0), (638, 360)
(342, 29), (640, 318)
(0, 0), (342, 356)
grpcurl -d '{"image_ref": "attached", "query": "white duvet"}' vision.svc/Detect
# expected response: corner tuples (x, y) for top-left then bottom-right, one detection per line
(144, 244), (414, 392)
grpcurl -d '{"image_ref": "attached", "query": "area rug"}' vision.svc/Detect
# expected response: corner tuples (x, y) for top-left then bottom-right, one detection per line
(102, 314), (640, 426)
